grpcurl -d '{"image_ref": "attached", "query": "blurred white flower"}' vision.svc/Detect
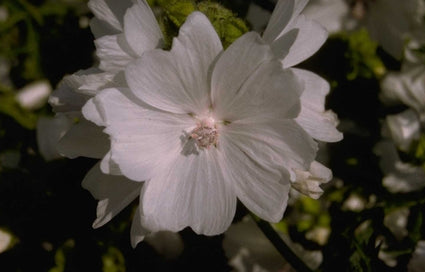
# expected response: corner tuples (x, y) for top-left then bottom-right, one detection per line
(381, 64), (425, 122)
(374, 140), (425, 193)
(342, 194), (366, 212)
(223, 216), (322, 271)
(16, 80), (51, 110)
(385, 110), (421, 152)
(83, 11), (318, 242)
(0, 228), (13, 253)
(303, 0), (350, 34)
(383, 207), (409, 240)
(361, 0), (425, 59)
(408, 241), (425, 272)
(144, 231), (184, 260)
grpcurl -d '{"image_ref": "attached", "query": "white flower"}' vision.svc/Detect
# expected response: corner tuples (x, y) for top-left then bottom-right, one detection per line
(261, 0), (343, 197)
(40, 0), (164, 161)
(223, 216), (322, 271)
(359, 0), (425, 59)
(303, 0), (351, 34)
(408, 241), (425, 272)
(0, 228), (13, 254)
(374, 140), (425, 193)
(83, 11), (318, 241)
(385, 110), (421, 152)
(15, 80), (52, 110)
(381, 64), (425, 123)
(383, 207), (409, 240)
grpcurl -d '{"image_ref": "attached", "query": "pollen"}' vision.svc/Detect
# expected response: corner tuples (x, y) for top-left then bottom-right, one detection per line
(190, 117), (218, 149)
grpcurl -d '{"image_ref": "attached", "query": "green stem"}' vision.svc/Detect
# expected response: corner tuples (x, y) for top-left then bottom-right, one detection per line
(251, 215), (314, 272)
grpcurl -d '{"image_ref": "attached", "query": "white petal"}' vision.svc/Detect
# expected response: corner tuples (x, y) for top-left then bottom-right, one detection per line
(293, 68), (343, 142)
(140, 148), (237, 235)
(292, 161), (332, 199)
(263, 0), (309, 42)
(124, 0), (164, 56)
(130, 207), (149, 247)
(49, 68), (115, 113)
(211, 32), (273, 114)
(90, 88), (194, 181)
(49, 76), (91, 113)
(219, 134), (291, 222)
(262, 0), (327, 67)
(126, 12), (221, 114)
(88, 0), (132, 34)
(221, 118), (318, 180)
(36, 115), (73, 161)
(94, 34), (135, 73)
(213, 59), (302, 122)
(100, 151), (122, 175)
(262, 0), (296, 43)
(280, 15), (327, 68)
(82, 162), (142, 228)
(82, 97), (104, 127)
(57, 118), (109, 159)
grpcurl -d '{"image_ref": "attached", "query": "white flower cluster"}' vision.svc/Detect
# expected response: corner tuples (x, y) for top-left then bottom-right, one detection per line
(37, 0), (342, 246)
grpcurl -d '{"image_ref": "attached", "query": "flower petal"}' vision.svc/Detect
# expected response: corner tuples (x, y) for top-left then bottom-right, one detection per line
(125, 12), (222, 114)
(262, 0), (308, 42)
(219, 134), (291, 222)
(88, 0), (132, 34)
(221, 118), (318, 181)
(36, 115), (73, 161)
(57, 118), (109, 159)
(292, 161), (332, 199)
(211, 32), (273, 115)
(88, 88), (194, 181)
(124, 0), (164, 56)
(130, 206), (149, 247)
(262, 0), (326, 67)
(82, 162), (142, 228)
(94, 34), (135, 73)
(279, 15), (327, 68)
(262, 0), (296, 43)
(214, 59), (302, 122)
(140, 148), (237, 235)
(293, 68), (343, 142)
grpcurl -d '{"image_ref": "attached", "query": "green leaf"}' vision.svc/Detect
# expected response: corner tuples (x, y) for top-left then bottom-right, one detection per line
(0, 93), (38, 129)
(197, 1), (249, 48)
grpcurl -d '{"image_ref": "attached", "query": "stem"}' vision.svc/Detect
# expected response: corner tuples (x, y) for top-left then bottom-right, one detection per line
(251, 215), (314, 272)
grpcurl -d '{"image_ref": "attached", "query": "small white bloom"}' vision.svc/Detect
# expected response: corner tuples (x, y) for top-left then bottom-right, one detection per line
(383, 208), (409, 240)
(16, 80), (52, 110)
(84, 12), (318, 239)
(408, 241), (425, 272)
(385, 110), (421, 152)
(223, 216), (323, 271)
(374, 140), (425, 193)
(303, 0), (351, 34)
(381, 64), (425, 122)
(359, 0), (425, 59)
(0, 228), (13, 253)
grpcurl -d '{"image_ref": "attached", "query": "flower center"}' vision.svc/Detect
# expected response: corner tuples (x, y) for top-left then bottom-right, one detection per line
(190, 117), (218, 149)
